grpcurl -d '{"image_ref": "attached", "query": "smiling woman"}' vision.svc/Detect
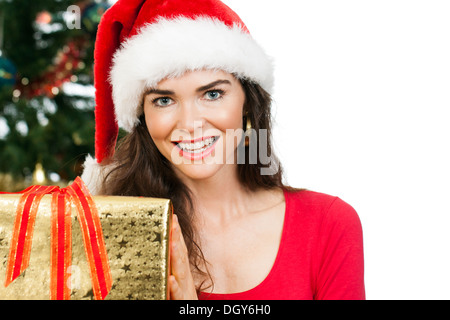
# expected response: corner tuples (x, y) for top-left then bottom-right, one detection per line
(81, 0), (365, 300)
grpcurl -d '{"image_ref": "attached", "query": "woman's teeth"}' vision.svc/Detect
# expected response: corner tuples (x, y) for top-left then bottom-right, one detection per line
(177, 137), (217, 153)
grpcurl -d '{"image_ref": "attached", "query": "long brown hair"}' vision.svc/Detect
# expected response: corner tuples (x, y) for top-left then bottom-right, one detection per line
(99, 78), (301, 292)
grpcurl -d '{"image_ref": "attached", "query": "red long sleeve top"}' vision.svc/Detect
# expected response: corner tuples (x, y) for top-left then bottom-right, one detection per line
(198, 189), (365, 300)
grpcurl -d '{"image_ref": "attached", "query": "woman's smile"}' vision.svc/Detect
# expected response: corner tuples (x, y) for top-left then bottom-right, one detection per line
(174, 135), (221, 160)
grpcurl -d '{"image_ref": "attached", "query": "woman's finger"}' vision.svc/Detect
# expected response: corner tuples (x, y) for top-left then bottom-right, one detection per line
(169, 275), (183, 300)
(170, 214), (198, 299)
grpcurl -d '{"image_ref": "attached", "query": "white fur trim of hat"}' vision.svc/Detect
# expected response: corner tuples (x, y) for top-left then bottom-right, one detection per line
(110, 17), (274, 132)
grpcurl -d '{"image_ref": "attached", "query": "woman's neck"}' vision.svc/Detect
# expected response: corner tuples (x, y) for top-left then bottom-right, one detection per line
(180, 164), (252, 225)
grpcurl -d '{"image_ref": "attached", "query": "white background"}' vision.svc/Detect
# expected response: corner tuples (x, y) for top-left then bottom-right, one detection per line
(222, 0), (450, 300)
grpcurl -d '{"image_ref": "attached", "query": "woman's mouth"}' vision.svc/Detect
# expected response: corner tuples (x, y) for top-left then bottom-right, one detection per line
(173, 136), (220, 160)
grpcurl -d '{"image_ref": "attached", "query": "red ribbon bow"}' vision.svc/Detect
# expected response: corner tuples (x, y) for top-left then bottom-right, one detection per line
(2, 177), (112, 300)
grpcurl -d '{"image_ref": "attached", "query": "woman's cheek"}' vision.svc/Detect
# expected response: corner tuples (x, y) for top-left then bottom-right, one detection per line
(145, 112), (174, 140)
(208, 104), (243, 132)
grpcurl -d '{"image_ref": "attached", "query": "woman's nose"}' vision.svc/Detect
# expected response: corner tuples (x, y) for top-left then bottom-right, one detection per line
(177, 100), (205, 133)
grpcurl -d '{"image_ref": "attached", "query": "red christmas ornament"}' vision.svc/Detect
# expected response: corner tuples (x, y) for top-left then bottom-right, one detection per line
(15, 37), (88, 99)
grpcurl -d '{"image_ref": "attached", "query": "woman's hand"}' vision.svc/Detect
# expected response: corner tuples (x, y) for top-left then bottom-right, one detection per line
(169, 214), (198, 300)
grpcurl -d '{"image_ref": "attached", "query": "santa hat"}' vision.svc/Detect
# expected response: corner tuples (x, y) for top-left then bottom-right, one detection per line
(82, 0), (274, 194)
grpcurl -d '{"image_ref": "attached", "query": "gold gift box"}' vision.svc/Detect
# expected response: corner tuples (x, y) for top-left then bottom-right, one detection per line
(0, 194), (172, 300)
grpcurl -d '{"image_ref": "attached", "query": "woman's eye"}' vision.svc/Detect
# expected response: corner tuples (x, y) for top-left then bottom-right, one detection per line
(153, 97), (174, 107)
(204, 90), (223, 101)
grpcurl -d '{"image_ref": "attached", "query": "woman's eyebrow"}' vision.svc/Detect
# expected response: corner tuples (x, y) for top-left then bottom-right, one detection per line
(145, 79), (231, 96)
(145, 88), (175, 96)
(196, 79), (231, 92)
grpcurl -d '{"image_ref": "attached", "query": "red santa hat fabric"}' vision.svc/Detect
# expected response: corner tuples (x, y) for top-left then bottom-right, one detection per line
(82, 0), (274, 193)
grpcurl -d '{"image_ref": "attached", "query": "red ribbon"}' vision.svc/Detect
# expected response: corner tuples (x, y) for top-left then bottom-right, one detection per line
(2, 177), (112, 300)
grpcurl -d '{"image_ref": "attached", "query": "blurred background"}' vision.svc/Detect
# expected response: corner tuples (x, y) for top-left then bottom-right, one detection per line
(0, 0), (449, 299)
(0, 0), (112, 191)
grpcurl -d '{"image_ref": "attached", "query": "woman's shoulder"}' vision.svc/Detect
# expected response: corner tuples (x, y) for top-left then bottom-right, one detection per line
(283, 186), (342, 207)
(283, 186), (361, 227)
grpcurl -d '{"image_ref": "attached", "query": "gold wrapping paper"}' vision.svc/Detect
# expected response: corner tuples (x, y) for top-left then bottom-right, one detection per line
(0, 194), (172, 300)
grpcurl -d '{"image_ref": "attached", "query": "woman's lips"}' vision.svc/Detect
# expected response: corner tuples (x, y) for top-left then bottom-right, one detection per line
(173, 136), (220, 161)
(172, 136), (217, 144)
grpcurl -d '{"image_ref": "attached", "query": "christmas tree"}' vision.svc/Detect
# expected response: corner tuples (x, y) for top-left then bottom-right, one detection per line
(0, 0), (111, 191)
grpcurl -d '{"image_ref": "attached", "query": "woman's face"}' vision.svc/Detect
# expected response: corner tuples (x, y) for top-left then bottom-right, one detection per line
(143, 69), (246, 181)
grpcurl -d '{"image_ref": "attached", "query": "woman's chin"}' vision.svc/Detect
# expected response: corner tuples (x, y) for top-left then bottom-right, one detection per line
(172, 162), (232, 182)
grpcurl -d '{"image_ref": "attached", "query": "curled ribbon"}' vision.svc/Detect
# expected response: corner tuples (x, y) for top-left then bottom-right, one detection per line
(2, 177), (112, 300)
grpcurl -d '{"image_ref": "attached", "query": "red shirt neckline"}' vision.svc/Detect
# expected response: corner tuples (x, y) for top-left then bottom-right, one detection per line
(198, 188), (290, 299)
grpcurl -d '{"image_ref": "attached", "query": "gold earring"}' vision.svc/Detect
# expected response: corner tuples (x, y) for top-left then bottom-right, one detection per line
(245, 115), (252, 147)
